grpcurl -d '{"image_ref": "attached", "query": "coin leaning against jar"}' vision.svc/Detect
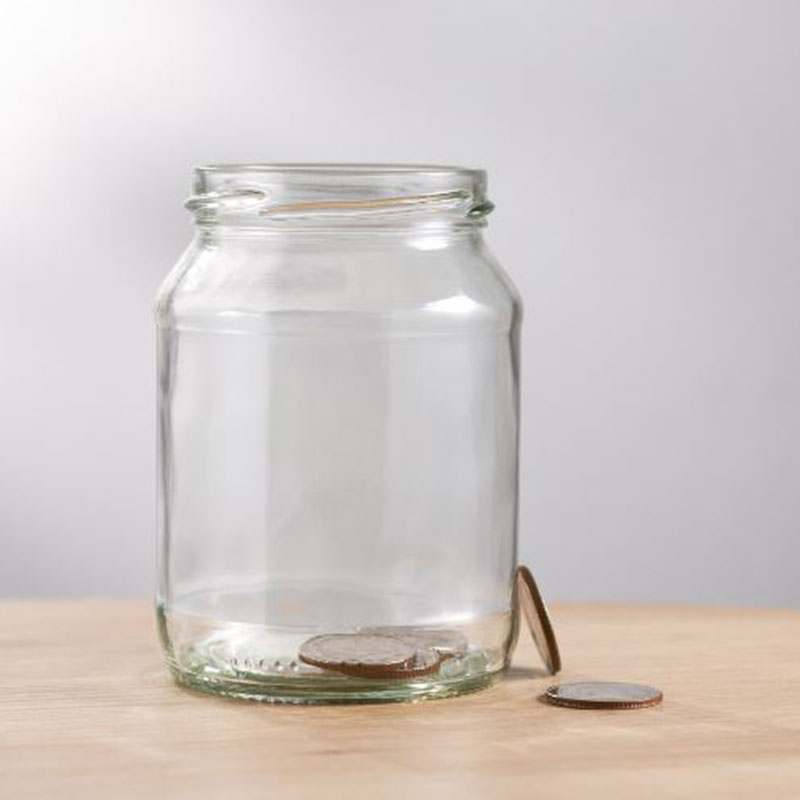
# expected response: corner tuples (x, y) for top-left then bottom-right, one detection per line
(515, 565), (561, 675)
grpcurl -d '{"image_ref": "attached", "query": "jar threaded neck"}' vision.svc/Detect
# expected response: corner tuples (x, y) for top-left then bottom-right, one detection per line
(187, 164), (493, 228)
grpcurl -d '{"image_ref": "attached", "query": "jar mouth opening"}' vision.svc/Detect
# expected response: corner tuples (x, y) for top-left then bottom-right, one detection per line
(188, 163), (492, 227)
(199, 163), (484, 178)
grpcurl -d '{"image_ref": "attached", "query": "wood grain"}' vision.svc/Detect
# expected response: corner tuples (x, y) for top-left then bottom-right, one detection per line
(1, 601), (798, 799)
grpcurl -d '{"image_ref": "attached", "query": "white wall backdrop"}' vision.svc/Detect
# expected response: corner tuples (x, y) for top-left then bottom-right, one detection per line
(1, 0), (798, 604)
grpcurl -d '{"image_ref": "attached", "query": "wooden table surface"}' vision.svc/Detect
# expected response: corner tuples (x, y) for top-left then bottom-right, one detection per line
(1, 601), (798, 798)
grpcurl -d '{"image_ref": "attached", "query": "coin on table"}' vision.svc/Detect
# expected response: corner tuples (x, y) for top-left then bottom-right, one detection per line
(360, 626), (469, 658)
(543, 682), (663, 710)
(298, 633), (416, 677)
(515, 565), (561, 675)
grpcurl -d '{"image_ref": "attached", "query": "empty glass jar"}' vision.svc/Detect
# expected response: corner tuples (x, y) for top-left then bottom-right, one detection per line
(156, 164), (521, 702)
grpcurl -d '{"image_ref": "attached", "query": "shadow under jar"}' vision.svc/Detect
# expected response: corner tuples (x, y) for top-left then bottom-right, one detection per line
(156, 164), (522, 703)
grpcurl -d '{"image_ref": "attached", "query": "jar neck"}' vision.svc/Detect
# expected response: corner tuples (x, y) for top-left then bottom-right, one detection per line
(195, 225), (486, 255)
(186, 164), (493, 233)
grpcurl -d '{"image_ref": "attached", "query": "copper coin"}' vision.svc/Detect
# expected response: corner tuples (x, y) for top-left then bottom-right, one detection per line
(516, 565), (561, 675)
(298, 633), (416, 676)
(360, 626), (469, 658)
(543, 682), (663, 710)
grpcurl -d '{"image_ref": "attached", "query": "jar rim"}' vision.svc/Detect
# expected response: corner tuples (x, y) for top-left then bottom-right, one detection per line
(188, 163), (492, 227)
(197, 163), (485, 179)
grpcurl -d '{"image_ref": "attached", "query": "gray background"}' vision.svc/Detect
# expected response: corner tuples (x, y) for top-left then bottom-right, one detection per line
(1, 0), (798, 605)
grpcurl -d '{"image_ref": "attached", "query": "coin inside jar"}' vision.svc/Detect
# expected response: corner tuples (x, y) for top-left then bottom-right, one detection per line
(543, 682), (663, 710)
(360, 626), (469, 658)
(381, 648), (443, 679)
(298, 633), (416, 676)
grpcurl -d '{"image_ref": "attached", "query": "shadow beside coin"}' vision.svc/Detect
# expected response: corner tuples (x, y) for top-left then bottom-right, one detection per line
(504, 665), (550, 682)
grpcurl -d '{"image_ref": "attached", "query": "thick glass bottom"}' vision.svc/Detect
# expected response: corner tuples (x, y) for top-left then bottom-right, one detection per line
(157, 600), (510, 705)
(167, 660), (500, 704)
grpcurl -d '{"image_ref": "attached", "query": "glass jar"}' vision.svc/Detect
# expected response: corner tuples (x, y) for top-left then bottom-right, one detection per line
(156, 164), (521, 703)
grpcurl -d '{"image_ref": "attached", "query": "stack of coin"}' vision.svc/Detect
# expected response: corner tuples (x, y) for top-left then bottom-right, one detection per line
(298, 626), (467, 680)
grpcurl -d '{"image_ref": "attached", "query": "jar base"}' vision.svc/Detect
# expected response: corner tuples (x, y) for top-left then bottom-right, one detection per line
(166, 659), (501, 704)
(157, 601), (509, 705)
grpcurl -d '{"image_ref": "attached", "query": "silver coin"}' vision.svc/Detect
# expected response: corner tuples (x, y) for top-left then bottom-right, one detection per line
(516, 565), (561, 675)
(298, 633), (416, 675)
(384, 648), (443, 679)
(543, 682), (663, 709)
(360, 626), (469, 657)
